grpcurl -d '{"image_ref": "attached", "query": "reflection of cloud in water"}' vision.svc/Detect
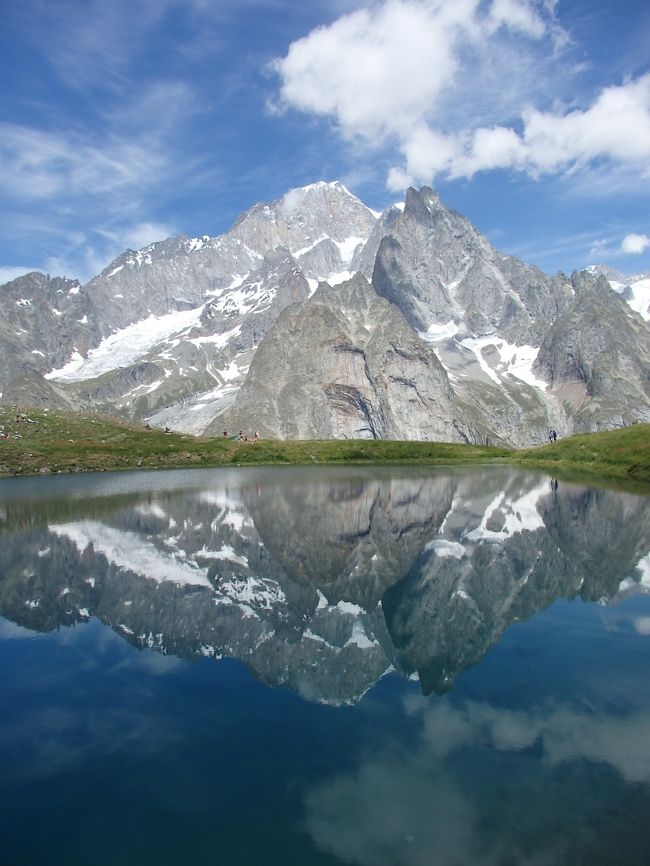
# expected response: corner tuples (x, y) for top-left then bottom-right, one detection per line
(304, 696), (650, 865)
(110, 648), (184, 676)
(412, 697), (650, 783)
(0, 702), (180, 784)
(634, 617), (650, 635)
(305, 754), (479, 866)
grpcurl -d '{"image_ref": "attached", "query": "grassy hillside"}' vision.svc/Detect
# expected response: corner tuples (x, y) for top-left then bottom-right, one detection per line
(0, 406), (648, 489)
(513, 424), (650, 486)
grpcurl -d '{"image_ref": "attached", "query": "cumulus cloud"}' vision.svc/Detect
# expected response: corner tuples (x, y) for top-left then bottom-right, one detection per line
(622, 233), (650, 254)
(273, 0), (481, 142)
(273, 0), (650, 190)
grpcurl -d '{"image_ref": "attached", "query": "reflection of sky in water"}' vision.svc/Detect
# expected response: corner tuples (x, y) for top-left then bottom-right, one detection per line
(1, 602), (649, 866)
(304, 595), (650, 866)
(1, 466), (650, 865)
(306, 698), (650, 865)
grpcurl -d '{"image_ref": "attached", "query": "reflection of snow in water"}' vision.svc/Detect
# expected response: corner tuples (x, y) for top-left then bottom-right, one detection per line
(51, 521), (212, 587)
(134, 502), (168, 520)
(463, 480), (547, 543)
(619, 552), (650, 595)
(197, 490), (252, 532)
(425, 539), (465, 559)
(218, 576), (286, 610)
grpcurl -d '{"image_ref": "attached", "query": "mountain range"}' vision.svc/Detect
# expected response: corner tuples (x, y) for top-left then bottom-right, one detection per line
(1, 181), (649, 445)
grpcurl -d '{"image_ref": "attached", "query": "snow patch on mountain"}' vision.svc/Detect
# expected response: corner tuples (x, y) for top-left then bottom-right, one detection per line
(46, 306), (204, 382)
(188, 325), (242, 350)
(418, 320), (459, 343)
(624, 276), (650, 320)
(587, 266), (650, 321)
(194, 544), (249, 568)
(334, 235), (366, 262)
(457, 337), (546, 390)
(218, 576), (286, 610)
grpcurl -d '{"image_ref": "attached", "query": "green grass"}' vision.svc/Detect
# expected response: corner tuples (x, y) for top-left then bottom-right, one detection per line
(0, 406), (648, 490)
(513, 424), (650, 487)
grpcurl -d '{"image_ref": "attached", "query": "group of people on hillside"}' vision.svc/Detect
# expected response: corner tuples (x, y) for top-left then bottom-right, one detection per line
(223, 430), (260, 442)
(141, 423), (261, 441)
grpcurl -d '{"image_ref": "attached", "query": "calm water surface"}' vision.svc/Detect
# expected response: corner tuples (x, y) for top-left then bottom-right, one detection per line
(1, 465), (649, 866)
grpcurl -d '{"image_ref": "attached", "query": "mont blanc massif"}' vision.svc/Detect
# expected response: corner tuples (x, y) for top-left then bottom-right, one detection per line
(2, 182), (649, 445)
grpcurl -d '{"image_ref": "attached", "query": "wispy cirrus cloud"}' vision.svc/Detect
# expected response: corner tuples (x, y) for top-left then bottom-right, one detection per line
(0, 123), (167, 203)
(0, 73), (199, 282)
(0, 266), (42, 284)
(0, 120), (176, 282)
(10, 0), (176, 92)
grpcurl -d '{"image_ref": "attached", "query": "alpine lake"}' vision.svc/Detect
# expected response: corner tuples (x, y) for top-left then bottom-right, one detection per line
(1, 463), (649, 866)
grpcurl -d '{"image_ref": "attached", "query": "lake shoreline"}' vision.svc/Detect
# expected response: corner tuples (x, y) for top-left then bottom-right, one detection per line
(1, 407), (648, 490)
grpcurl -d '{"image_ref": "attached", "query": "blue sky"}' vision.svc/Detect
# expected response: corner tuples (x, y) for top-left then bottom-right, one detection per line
(1, 0), (649, 284)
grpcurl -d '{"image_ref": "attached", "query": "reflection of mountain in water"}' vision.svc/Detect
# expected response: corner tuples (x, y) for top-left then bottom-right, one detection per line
(0, 468), (649, 702)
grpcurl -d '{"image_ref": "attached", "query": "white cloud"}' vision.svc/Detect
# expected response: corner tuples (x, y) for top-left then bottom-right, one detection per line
(515, 74), (650, 174)
(20, 0), (177, 93)
(42, 221), (177, 283)
(589, 238), (613, 261)
(487, 0), (546, 38)
(622, 233), (650, 255)
(0, 76), (192, 282)
(0, 266), (41, 284)
(453, 74), (650, 180)
(0, 123), (167, 204)
(273, 0), (650, 190)
(273, 0), (483, 142)
(98, 222), (177, 252)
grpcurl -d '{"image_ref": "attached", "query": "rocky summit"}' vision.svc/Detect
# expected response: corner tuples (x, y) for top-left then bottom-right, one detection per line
(1, 181), (649, 445)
